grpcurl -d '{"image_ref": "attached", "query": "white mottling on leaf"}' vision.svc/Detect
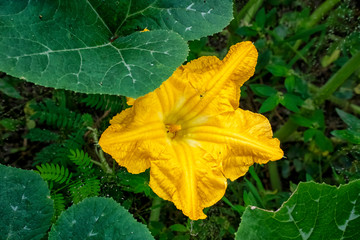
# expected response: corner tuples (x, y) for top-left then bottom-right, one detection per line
(299, 228), (313, 240)
(186, 3), (196, 11)
(10, 205), (18, 211)
(250, 206), (256, 210)
(185, 26), (192, 32)
(337, 203), (359, 231)
(88, 230), (98, 237)
(286, 205), (295, 222)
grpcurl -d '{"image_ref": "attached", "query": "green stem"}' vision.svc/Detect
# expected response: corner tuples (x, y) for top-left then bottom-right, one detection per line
(149, 196), (162, 223)
(274, 118), (299, 143)
(305, 0), (341, 29)
(232, 0), (261, 27)
(314, 51), (360, 105)
(268, 162), (282, 191)
(228, 0), (263, 47)
(293, 0), (340, 50)
(88, 127), (113, 175)
(308, 83), (360, 115)
(241, 0), (264, 26)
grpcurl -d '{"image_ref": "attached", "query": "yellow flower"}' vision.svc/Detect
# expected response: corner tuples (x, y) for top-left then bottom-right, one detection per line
(99, 42), (283, 220)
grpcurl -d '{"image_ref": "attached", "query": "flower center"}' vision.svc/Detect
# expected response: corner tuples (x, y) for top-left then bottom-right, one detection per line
(166, 124), (182, 139)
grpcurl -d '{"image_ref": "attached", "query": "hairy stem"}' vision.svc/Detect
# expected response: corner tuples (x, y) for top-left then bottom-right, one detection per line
(88, 127), (113, 175)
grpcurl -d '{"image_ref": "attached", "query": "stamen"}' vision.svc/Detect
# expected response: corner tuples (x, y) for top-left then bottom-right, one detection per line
(166, 124), (182, 133)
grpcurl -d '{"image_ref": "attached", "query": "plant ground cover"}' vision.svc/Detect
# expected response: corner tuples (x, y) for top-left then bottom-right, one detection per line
(1, 0), (360, 239)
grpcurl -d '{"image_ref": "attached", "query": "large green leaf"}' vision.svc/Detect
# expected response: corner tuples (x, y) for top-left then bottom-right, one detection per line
(49, 197), (154, 240)
(0, 0), (233, 98)
(0, 164), (54, 240)
(235, 180), (360, 240)
(89, 0), (233, 41)
(335, 108), (360, 130)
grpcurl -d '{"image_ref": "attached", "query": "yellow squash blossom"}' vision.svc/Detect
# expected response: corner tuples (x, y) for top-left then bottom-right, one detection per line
(99, 41), (283, 220)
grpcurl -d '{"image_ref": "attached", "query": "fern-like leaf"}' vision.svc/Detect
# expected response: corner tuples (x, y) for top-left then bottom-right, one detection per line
(31, 99), (85, 130)
(51, 193), (66, 220)
(63, 128), (86, 150)
(68, 149), (95, 176)
(25, 128), (60, 142)
(69, 177), (100, 204)
(81, 94), (127, 113)
(36, 163), (72, 184)
(33, 144), (69, 166)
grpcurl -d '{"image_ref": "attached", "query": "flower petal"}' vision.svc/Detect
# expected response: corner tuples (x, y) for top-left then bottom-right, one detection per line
(149, 141), (227, 220)
(185, 109), (283, 180)
(99, 93), (168, 174)
(170, 42), (258, 122)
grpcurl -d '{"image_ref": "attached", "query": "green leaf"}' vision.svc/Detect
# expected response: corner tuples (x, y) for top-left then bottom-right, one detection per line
(0, 118), (21, 131)
(291, 114), (313, 128)
(303, 128), (317, 142)
(291, 110), (325, 129)
(331, 129), (360, 144)
(104, 2), (230, 40)
(235, 180), (360, 240)
(91, 0), (233, 41)
(279, 93), (303, 113)
(284, 75), (295, 92)
(336, 108), (360, 130)
(236, 26), (258, 37)
(0, 77), (23, 99)
(48, 197), (154, 240)
(266, 64), (289, 77)
(312, 110), (325, 129)
(170, 224), (188, 232)
(25, 128), (60, 142)
(274, 25), (288, 40)
(118, 169), (151, 197)
(285, 24), (327, 42)
(0, 164), (54, 240)
(1, 0), (233, 98)
(0, 2), (189, 98)
(314, 130), (333, 152)
(255, 8), (266, 29)
(259, 94), (280, 113)
(250, 84), (277, 97)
